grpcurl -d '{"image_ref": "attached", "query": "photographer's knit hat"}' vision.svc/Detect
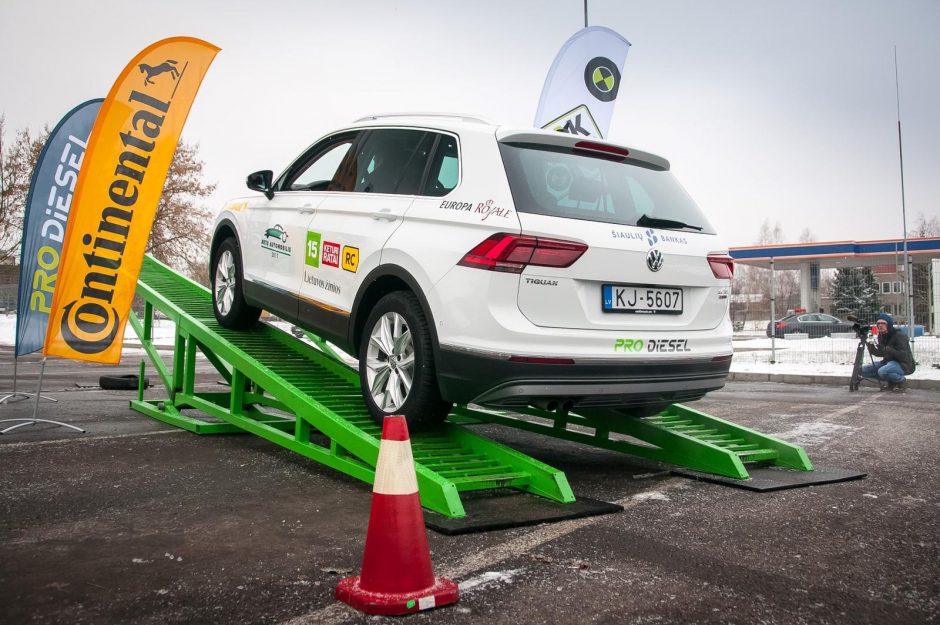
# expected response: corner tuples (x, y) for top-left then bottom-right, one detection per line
(877, 312), (894, 329)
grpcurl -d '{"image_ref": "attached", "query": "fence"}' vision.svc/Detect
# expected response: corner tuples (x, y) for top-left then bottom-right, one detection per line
(731, 260), (939, 369)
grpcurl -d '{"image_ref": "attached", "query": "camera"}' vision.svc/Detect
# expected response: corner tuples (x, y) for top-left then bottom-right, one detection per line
(846, 314), (869, 341)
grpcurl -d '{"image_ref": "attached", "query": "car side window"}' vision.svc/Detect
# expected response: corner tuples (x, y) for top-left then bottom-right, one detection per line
(820, 314), (839, 323)
(343, 129), (435, 195)
(422, 134), (460, 196)
(277, 133), (360, 192)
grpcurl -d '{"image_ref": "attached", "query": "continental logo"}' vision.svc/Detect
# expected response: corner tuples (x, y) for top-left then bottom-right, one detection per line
(61, 89), (173, 355)
(342, 245), (359, 273)
(44, 38), (219, 364)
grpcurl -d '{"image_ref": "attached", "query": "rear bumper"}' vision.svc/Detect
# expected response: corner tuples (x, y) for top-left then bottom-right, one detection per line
(437, 346), (732, 408)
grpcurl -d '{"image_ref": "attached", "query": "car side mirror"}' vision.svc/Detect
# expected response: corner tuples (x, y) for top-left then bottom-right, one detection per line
(247, 170), (275, 200)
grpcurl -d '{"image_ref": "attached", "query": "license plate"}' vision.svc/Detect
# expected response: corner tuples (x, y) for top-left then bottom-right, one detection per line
(602, 284), (683, 314)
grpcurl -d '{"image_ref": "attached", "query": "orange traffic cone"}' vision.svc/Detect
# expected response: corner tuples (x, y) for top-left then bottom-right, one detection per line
(335, 415), (459, 615)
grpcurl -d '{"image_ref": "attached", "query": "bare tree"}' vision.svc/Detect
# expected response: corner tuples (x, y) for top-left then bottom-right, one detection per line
(0, 118), (215, 284)
(913, 212), (940, 238)
(147, 140), (216, 285)
(0, 118), (48, 264)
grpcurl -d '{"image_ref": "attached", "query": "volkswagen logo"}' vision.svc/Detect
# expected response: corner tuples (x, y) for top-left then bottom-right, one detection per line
(646, 249), (664, 272)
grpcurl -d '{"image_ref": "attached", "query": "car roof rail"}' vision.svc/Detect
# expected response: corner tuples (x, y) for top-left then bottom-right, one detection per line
(354, 112), (491, 125)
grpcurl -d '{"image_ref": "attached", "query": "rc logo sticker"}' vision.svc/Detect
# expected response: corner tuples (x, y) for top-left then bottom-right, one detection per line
(342, 246), (359, 273)
(584, 56), (621, 102)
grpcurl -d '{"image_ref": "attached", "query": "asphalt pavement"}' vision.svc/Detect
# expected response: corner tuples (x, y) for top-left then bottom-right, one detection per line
(0, 347), (937, 624)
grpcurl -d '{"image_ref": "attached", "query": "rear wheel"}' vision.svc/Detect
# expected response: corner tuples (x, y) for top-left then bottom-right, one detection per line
(211, 237), (261, 330)
(359, 291), (451, 431)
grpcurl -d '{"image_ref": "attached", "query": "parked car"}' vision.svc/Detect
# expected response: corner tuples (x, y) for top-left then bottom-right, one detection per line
(765, 313), (855, 338)
(210, 114), (734, 428)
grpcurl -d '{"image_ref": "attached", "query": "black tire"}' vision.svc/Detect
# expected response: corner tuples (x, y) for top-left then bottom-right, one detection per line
(358, 291), (451, 431)
(211, 237), (261, 330)
(99, 374), (150, 390)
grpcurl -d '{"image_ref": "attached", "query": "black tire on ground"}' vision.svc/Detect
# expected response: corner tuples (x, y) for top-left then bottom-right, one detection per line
(211, 237), (261, 330)
(358, 291), (452, 431)
(99, 374), (150, 391)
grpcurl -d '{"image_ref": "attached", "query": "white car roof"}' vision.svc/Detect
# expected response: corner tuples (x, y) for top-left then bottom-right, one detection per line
(350, 113), (670, 171)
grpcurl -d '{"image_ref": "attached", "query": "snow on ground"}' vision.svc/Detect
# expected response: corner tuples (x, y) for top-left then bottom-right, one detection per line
(2, 313), (938, 380)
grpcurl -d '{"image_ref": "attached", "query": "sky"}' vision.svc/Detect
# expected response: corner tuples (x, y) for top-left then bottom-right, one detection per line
(1, 0), (938, 247)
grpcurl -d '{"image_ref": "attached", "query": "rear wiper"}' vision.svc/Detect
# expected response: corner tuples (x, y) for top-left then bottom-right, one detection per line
(636, 213), (703, 231)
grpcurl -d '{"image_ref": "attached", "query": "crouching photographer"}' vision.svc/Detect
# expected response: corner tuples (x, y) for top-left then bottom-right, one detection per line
(862, 312), (916, 391)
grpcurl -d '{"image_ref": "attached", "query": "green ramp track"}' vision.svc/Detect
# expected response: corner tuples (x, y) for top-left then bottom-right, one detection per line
(131, 256), (813, 518)
(131, 256), (573, 518)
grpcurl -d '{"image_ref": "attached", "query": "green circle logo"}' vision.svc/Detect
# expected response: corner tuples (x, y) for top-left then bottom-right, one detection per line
(592, 66), (615, 93)
(584, 57), (621, 102)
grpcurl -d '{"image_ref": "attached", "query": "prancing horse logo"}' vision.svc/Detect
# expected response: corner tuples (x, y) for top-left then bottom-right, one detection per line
(138, 59), (180, 86)
(646, 248), (664, 272)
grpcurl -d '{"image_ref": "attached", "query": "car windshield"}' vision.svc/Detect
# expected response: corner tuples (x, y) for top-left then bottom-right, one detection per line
(498, 142), (716, 234)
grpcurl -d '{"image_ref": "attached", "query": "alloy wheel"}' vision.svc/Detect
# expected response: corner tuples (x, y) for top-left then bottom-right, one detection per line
(365, 312), (415, 411)
(214, 249), (236, 316)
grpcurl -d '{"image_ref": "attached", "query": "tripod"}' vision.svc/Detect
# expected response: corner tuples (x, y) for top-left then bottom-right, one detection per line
(848, 322), (882, 392)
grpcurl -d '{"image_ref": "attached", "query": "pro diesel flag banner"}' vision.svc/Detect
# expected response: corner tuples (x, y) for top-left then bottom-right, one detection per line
(15, 99), (102, 357)
(44, 37), (219, 363)
(534, 26), (631, 139)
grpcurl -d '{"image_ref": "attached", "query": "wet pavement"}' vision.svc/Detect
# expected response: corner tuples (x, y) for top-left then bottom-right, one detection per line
(1, 347), (937, 624)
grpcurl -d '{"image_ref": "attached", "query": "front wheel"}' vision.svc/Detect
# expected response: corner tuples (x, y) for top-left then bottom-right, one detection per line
(359, 291), (451, 430)
(211, 237), (261, 330)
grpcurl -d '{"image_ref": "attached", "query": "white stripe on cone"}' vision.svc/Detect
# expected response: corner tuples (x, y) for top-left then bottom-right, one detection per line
(373, 439), (418, 495)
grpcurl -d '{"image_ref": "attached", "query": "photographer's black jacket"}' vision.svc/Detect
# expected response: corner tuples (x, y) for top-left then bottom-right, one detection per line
(868, 329), (916, 375)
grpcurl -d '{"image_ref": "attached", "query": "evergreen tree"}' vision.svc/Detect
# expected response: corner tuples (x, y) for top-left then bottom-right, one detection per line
(830, 267), (881, 322)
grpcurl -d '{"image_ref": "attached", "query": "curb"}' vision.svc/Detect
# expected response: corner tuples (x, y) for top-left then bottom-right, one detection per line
(728, 371), (940, 391)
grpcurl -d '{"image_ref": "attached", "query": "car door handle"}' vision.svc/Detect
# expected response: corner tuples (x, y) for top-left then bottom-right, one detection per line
(299, 204), (316, 215)
(373, 208), (396, 222)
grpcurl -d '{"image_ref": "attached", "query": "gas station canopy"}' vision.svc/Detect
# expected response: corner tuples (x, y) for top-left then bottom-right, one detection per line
(729, 237), (940, 270)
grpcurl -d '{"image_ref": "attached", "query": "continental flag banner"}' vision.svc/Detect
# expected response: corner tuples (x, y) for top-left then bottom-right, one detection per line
(534, 26), (631, 139)
(44, 37), (219, 363)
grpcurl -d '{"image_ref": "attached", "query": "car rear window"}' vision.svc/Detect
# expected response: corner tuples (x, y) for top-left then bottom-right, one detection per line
(498, 142), (715, 234)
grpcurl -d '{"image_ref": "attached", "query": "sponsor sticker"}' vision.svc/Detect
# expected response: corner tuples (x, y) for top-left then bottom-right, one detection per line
(305, 231), (321, 267)
(614, 338), (644, 352)
(615, 338), (692, 353)
(342, 245), (359, 273)
(262, 224), (291, 256)
(304, 272), (341, 295)
(321, 241), (340, 268)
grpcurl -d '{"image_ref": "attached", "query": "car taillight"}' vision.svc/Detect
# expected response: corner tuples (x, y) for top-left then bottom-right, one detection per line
(776, 321), (787, 329)
(573, 140), (630, 161)
(457, 233), (588, 273)
(708, 254), (734, 279)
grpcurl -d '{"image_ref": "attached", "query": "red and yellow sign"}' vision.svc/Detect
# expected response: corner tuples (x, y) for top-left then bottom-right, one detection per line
(44, 37), (219, 363)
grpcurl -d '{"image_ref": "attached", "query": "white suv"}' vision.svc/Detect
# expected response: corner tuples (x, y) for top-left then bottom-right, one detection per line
(210, 114), (733, 428)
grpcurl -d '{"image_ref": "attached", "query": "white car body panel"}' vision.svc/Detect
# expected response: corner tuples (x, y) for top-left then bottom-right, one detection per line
(211, 115), (733, 413)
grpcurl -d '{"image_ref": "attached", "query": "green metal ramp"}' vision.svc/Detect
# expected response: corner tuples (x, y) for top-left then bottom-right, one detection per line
(131, 256), (573, 518)
(131, 256), (813, 519)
